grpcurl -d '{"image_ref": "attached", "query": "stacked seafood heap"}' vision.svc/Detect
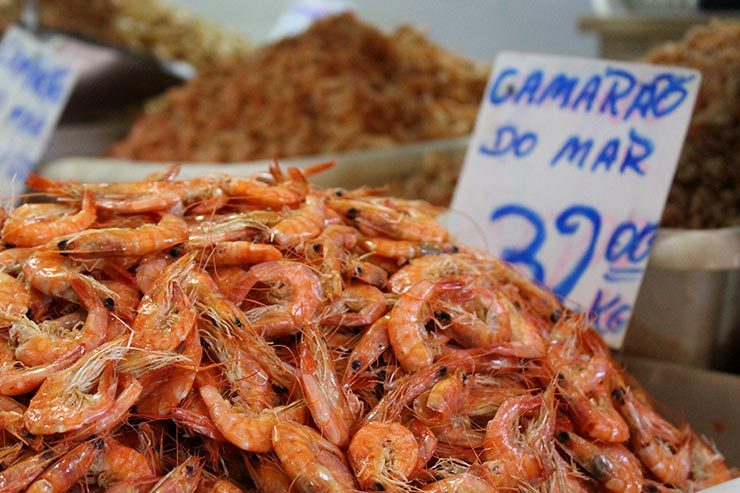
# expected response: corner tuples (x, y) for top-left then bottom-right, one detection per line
(109, 14), (488, 162)
(0, 165), (732, 492)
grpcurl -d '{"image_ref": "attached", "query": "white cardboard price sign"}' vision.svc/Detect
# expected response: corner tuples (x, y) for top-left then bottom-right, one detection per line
(0, 26), (77, 201)
(450, 52), (700, 348)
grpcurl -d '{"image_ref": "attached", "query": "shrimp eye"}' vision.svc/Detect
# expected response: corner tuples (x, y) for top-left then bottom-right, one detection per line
(312, 243), (322, 253)
(351, 359), (361, 371)
(57, 239), (69, 250)
(645, 487), (659, 493)
(25, 308), (33, 319)
(557, 373), (565, 381)
(273, 384), (287, 394)
(433, 310), (451, 323)
(354, 266), (363, 276)
(437, 366), (447, 378)
(93, 437), (105, 449)
(556, 431), (570, 443)
(234, 318), (243, 328)
(168, 245), (185, 258)
(450, 245), (459, 253)
(42, 450), (56, 460)
(185, 465), (195, 476)
(376, 369), (386, 380)
(335, 189), (344, 197)
(611, 388), (625, 403)
(550, 309), (563, 323)
(104, 297), (116, 310)
(374, 482), (385, 490)
(424, 319), (435, 332)
(346, 207), (359, 220)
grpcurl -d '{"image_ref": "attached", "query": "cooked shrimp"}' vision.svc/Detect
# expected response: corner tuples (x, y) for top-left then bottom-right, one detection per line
(0, 446), (68, 492)
(348, 421), (419, 490)
(223, 165), (309, 208)
(560, 380), (629, 443)
(320, 283), (387, 328)
(26, 172), (182, 213)
(132, 255), (196, 351)
(244, 453), (293, 493)
(12, 277), (109, 366)
(92, 438), (156, 489)
(26, 438), (104, 493)
(1, 190), (96, 247)
(199, 384), (306, 452)
(272, 421), (357, 492)
(388, 254), (481, 294)
(328, 198), (448, 243)
(200, 326), (276, 411)
(241, 260), (323, 339)
(136, 326), (202, 416)
(24, 340), (127, 434)
(58, 213), (188, 256)
(194, 241), (282, 266)
(611, 387), (691, 487)
(192, 270), (298, 391)
(556, 430), (643, 493)
(300, 324), (356, 447)
(0, 273), (29, 327)
(270, 196), (325, 247)
(201, 478), (245, 493)
(482, 390), (554, 487)
(22, 251), (111, 302)
(360, 238), (458, 262)
(67, 374), (143, 441)
(186, 211), (281, 248)
(342, 315), (390, 384)
(387, 279), (460, 372)
(0, 337), (83, 396)
(304, 224), (357, 300)
(150, 456), (202, 493)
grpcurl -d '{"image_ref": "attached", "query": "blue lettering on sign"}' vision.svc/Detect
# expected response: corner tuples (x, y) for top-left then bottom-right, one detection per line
(2, 42), (70, 103)
(6, 105), (45, 137)
(480, 124), (538, 158)
(488, 67), (518, 105)
(550, 128), (653, 176)
(589, 289), (631, 334)
(485, 64), (695, 121)
(490, 202), (655, 300)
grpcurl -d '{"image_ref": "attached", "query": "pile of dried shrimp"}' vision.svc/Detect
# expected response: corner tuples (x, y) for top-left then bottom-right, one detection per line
(0, 164), (732, 492)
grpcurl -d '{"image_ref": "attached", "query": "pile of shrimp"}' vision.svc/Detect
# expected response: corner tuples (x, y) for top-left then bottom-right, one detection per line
(0, 163), (733, 492)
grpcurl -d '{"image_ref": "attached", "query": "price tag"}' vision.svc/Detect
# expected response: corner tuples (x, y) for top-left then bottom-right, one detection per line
(0, 26), (78, 201)
(450, 51), (700, 347)
(267, 0), (354, 41)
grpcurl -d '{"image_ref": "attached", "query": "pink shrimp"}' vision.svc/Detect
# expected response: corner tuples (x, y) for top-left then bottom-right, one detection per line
(482, 390), (555, 488)
(0, 272), (29, 327)
(272, 421), (358, 492)
(132, 255), (196, 351)
(342, 315), (390, 384)
(1, 190), (96, 247)
(270, 195), (325, 247)
(26, 438), (104, 493)
(12, 276), (109, 366)
(300, 324), (357, 447)
(194, 241), (282, 266)
(387, 279), (460, 372)
(240, 260), (323, 339)
(57, 213), (188, 256)
(0, 337), (83, 396)
(223, 165), (310, 208)
(320, 282), (387, 328)
(556, 430), (643, 493)
(198, 384), (306, 452)
(136, 326), (202, 416)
